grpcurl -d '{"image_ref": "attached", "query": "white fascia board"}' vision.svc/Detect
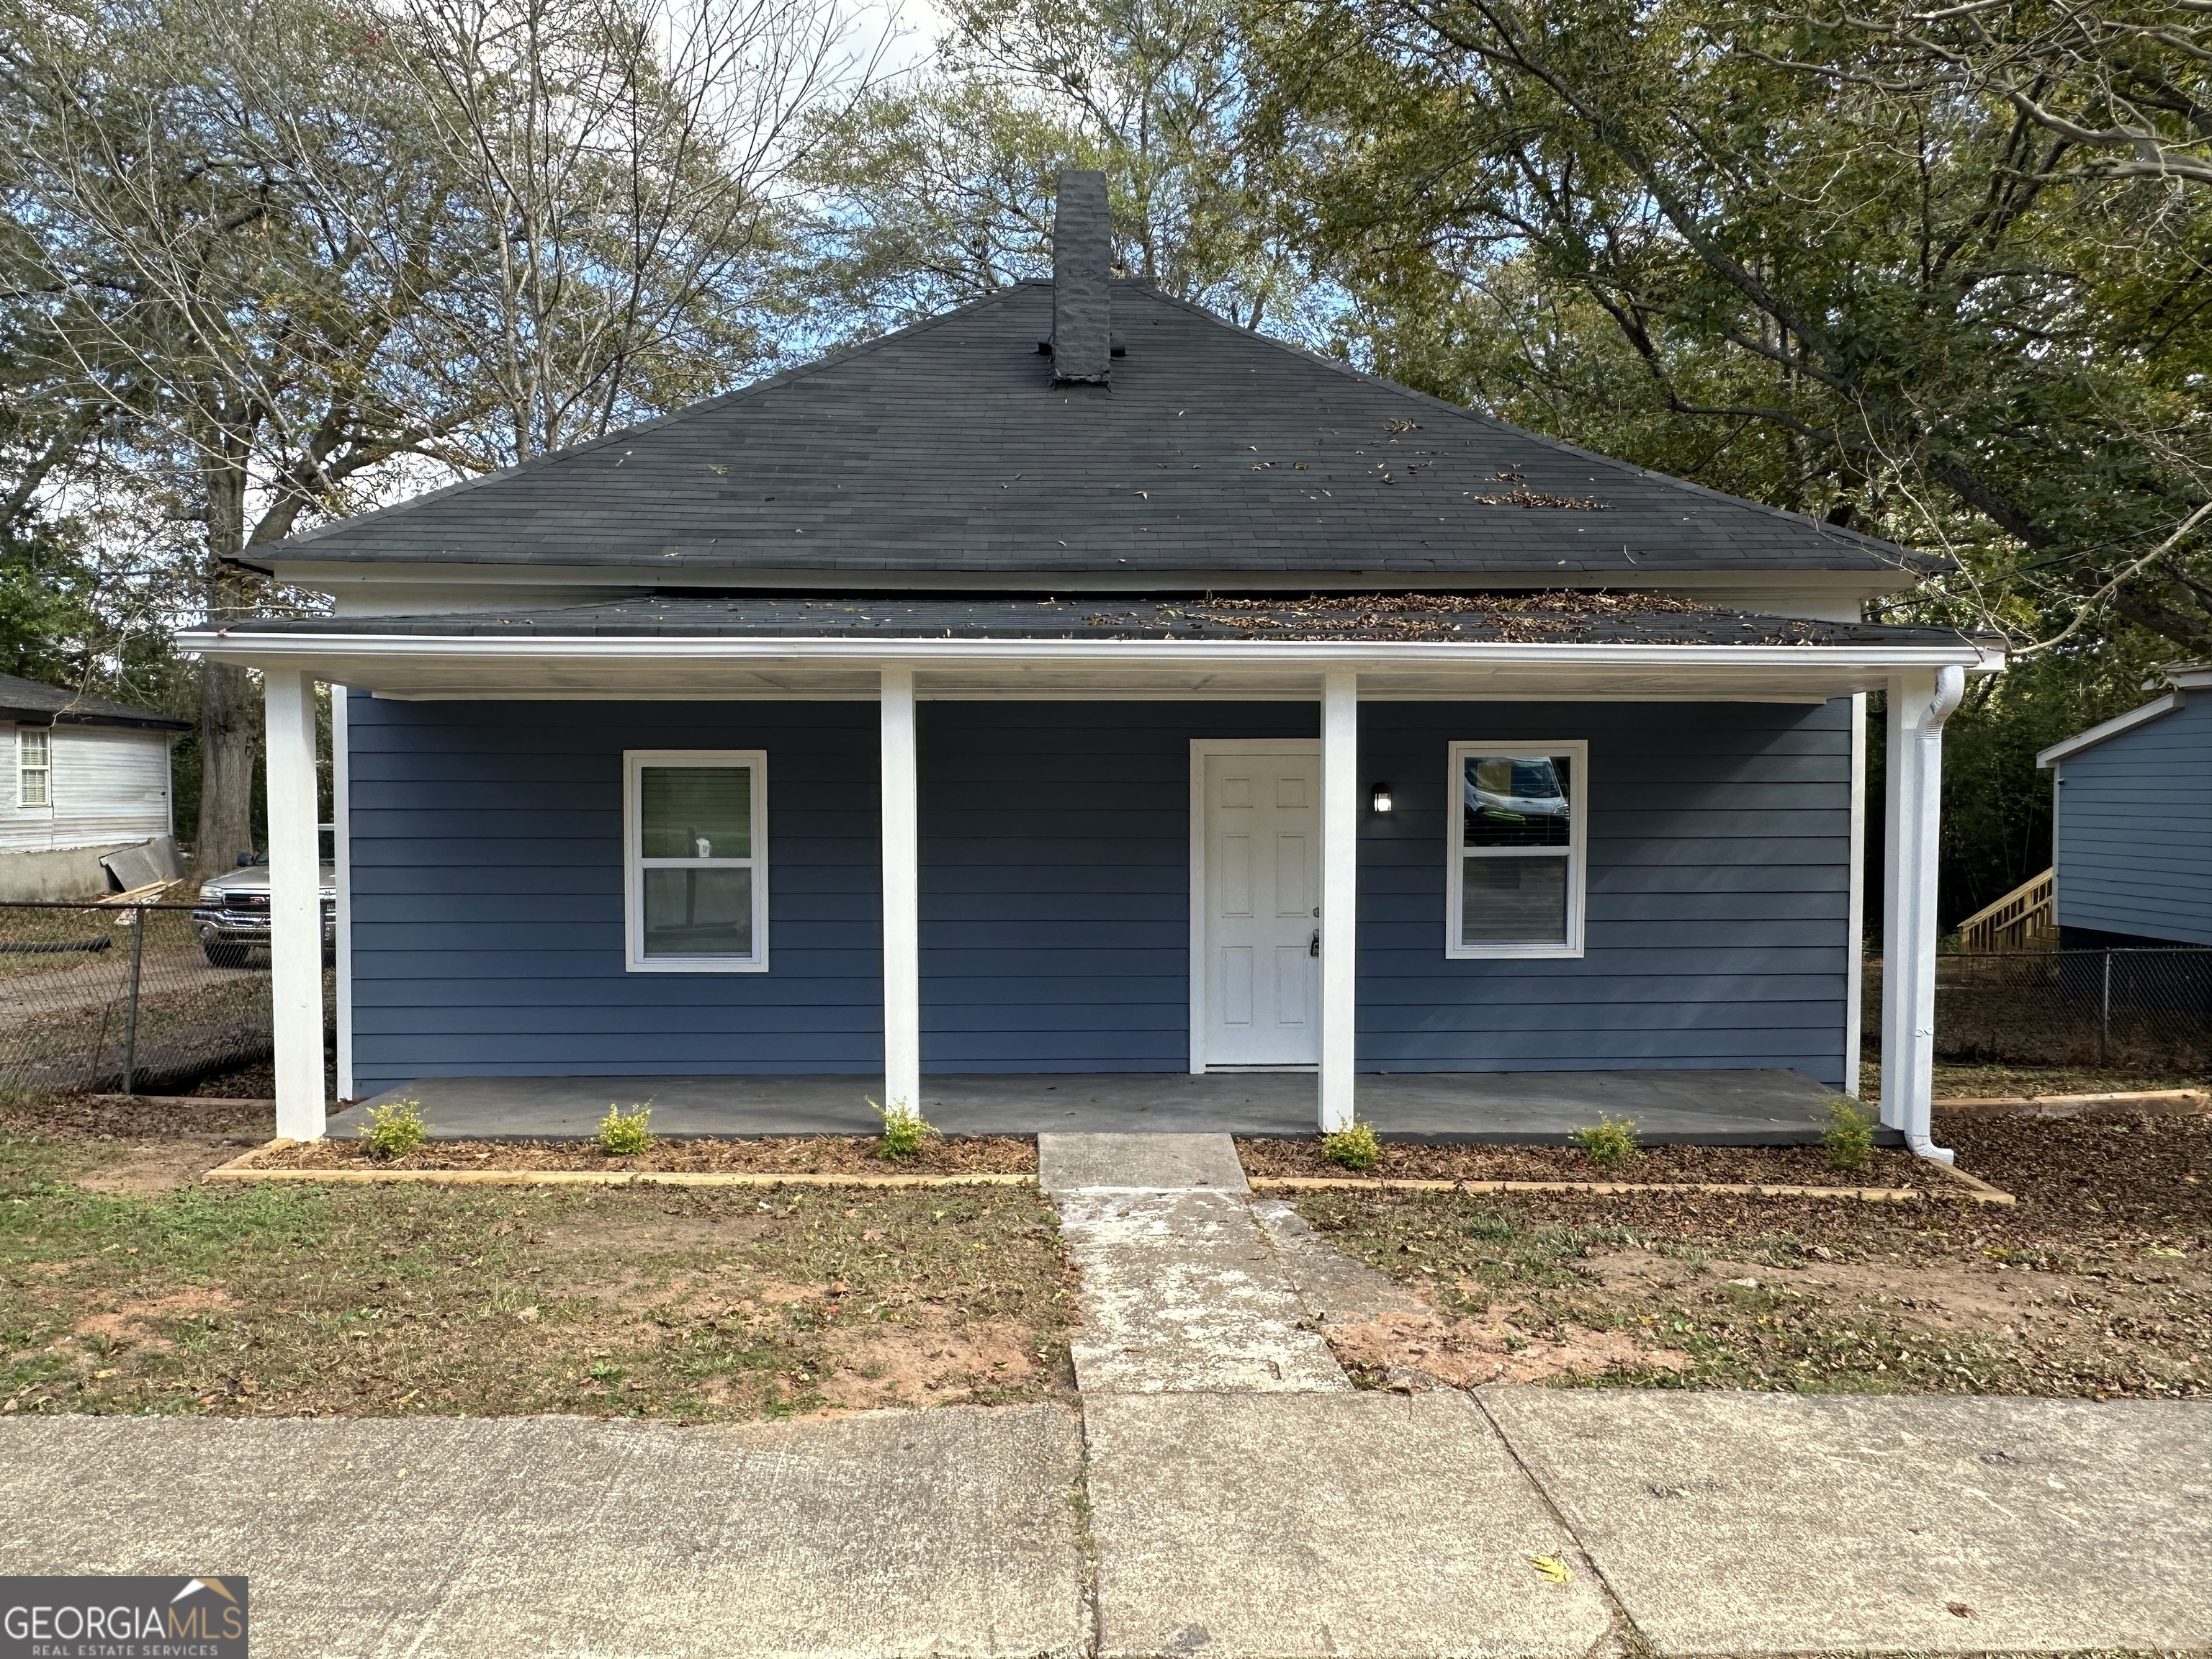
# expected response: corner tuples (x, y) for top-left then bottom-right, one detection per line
(2036, 692), (2183, 768)
(179, 628), (1990, 676)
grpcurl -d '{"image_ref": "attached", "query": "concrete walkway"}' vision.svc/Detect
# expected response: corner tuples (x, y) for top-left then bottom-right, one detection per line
(2, 1133), (2206, 1656)
(1041, 1133), (1350, 1394)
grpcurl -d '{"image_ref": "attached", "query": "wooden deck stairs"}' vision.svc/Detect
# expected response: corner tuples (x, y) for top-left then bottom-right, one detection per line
(1956, 868), (2056, 953)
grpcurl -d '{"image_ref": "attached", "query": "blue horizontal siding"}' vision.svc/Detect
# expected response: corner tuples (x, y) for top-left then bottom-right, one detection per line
(346, 693), (1856, 1093)
(2054, 697), (2212, 946)
(1357, 700), (1852, 1087)
(346, 697), (886, 1094)
(917, 702), (1311, 1071)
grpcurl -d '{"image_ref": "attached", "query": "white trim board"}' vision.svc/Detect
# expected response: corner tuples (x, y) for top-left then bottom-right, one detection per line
(185, 629), (1993, 673)
(2036, 692), (2184, 768)
(1188, 739), (1320, 1074)
(1444, 740), (1591, 960)
(621, 750), (770, 974)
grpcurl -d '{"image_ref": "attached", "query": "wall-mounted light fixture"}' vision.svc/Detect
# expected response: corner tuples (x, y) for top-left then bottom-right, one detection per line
(1370, 783), (1393, 814)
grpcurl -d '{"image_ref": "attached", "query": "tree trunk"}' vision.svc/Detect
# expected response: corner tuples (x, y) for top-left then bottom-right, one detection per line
(195, 457), (261, 874)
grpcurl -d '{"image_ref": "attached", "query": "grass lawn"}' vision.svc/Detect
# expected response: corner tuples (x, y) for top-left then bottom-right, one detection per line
(0, 1127), (1075, 1422)
(1291, 1112), (2210, 1400)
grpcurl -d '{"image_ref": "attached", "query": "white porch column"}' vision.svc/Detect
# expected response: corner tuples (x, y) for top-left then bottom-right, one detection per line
(1319, 670), (1359, 1132)
(264, 669), (326, 1141)
(1880, 665), (1964, 1162)
(332, 683), (354, 1103)
(880, 665), (922, 1112)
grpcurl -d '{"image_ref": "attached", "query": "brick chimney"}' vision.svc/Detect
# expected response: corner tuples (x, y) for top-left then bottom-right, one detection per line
(1050, 170), (1112, 385)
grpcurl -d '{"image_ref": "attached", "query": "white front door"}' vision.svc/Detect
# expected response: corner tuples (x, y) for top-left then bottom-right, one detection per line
(1200, 748), (1321, 1068)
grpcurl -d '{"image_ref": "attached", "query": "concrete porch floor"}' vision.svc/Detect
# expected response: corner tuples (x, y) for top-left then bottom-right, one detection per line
(326, 1067), (1863, 1145)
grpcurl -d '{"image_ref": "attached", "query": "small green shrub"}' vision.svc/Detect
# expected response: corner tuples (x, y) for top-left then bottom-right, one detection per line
(1820, 1094), (1877, 1173)
(598, 1102), (652, 1156)
(869, 1097), (938, 1159)
(1570, 1115), (1640, 1170)
(359, 1098), (426, 1159)
(1321, 1119), (1382, 1172)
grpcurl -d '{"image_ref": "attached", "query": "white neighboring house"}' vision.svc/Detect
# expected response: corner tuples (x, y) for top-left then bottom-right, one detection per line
(0, 672), (192, 901)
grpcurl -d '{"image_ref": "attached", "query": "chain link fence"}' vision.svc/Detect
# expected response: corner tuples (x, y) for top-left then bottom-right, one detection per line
(1866, 947), (2212, 1072)
(0, 900), (274, 1095)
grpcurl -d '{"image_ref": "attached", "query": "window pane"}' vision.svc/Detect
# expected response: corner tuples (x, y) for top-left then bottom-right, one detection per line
(1463, 755), (1571, 848)
(1461, 855), (1568, 947)
(643, 867), (755, 958)
(641, 766), (751, 860)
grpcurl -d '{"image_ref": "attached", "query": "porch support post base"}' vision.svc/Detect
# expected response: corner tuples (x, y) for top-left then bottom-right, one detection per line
(1880, 666), (1964, 1162)
(880, 665), (922, 1112)
(265, 668), (326, 1141)
(1319, 670), (1358, 1132)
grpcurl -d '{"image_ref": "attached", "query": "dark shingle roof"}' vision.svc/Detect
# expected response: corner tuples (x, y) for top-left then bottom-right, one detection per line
(0, 672), (190, 732)
(254, 282), (1931, 583)
(225, 593), (1967, 648)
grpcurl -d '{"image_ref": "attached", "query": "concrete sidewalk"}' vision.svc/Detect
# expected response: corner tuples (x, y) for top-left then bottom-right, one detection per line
(0, 1391), (2205, 1657)
(0, 1406), (1088, 1659)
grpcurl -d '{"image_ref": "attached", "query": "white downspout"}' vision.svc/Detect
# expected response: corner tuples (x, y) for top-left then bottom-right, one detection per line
(1880, 666), (1965, 1163)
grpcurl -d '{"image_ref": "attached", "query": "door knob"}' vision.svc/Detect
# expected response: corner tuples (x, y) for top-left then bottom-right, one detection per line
(1310, 928), (1320, 958)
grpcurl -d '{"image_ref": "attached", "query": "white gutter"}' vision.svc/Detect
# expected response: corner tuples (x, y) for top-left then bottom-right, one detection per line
(177, 628), (1993, 673)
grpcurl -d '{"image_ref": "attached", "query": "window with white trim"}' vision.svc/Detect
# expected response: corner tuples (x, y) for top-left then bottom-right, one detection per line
(624, 751), (767, 971)
(1446, 740), (1587, 957)
(17, 729), (51, 809)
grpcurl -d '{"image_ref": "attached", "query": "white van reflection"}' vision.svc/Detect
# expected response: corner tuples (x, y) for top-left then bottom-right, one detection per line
(1464, 757), (1569, 822)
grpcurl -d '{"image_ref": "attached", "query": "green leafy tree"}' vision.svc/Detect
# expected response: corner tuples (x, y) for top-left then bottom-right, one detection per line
(1244, 0), (2212, 654)
(799, 0), (1328, 340)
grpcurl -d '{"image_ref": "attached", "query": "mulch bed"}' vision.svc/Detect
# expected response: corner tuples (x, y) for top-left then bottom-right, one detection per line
(1940, 1112), (2211, 1229)
(251, 1133), (1037, 1176)
(1236, 1138), (1928, 1188)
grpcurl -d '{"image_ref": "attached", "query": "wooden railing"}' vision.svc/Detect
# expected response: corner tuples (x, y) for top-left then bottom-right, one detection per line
(1955, 868), (2056, 953)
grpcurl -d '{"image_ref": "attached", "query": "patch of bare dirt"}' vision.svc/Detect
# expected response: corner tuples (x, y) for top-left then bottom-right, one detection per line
(259, 1133), (1036, 1175)
(1237, 1137), (1926, 1188)
(815, 1310), (1047, 1411)
(72, 1137), (239, 1194)
(73, 1287), (233, 1352)
(1325, 1306), (1691, 1388)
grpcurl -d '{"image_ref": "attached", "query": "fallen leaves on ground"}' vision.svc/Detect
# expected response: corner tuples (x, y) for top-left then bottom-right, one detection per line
(1292, 1112), (2210, 1399)
(0, 1135), (1076, 1423)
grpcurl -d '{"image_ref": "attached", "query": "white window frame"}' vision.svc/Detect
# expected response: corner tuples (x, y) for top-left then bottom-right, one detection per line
(1446, 739), (1588, 960)
(17, 727), (51, 811)
(624, 749), (768, 973)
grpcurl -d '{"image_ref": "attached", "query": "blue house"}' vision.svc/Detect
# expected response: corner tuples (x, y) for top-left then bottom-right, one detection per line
(2038, 663), (2212, 949)
(184, 174), (1992, 1159)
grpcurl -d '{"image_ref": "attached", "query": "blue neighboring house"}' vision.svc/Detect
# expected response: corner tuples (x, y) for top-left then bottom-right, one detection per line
(183, 174), (1992, 1158)
(2038, 662), (2212, 950)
